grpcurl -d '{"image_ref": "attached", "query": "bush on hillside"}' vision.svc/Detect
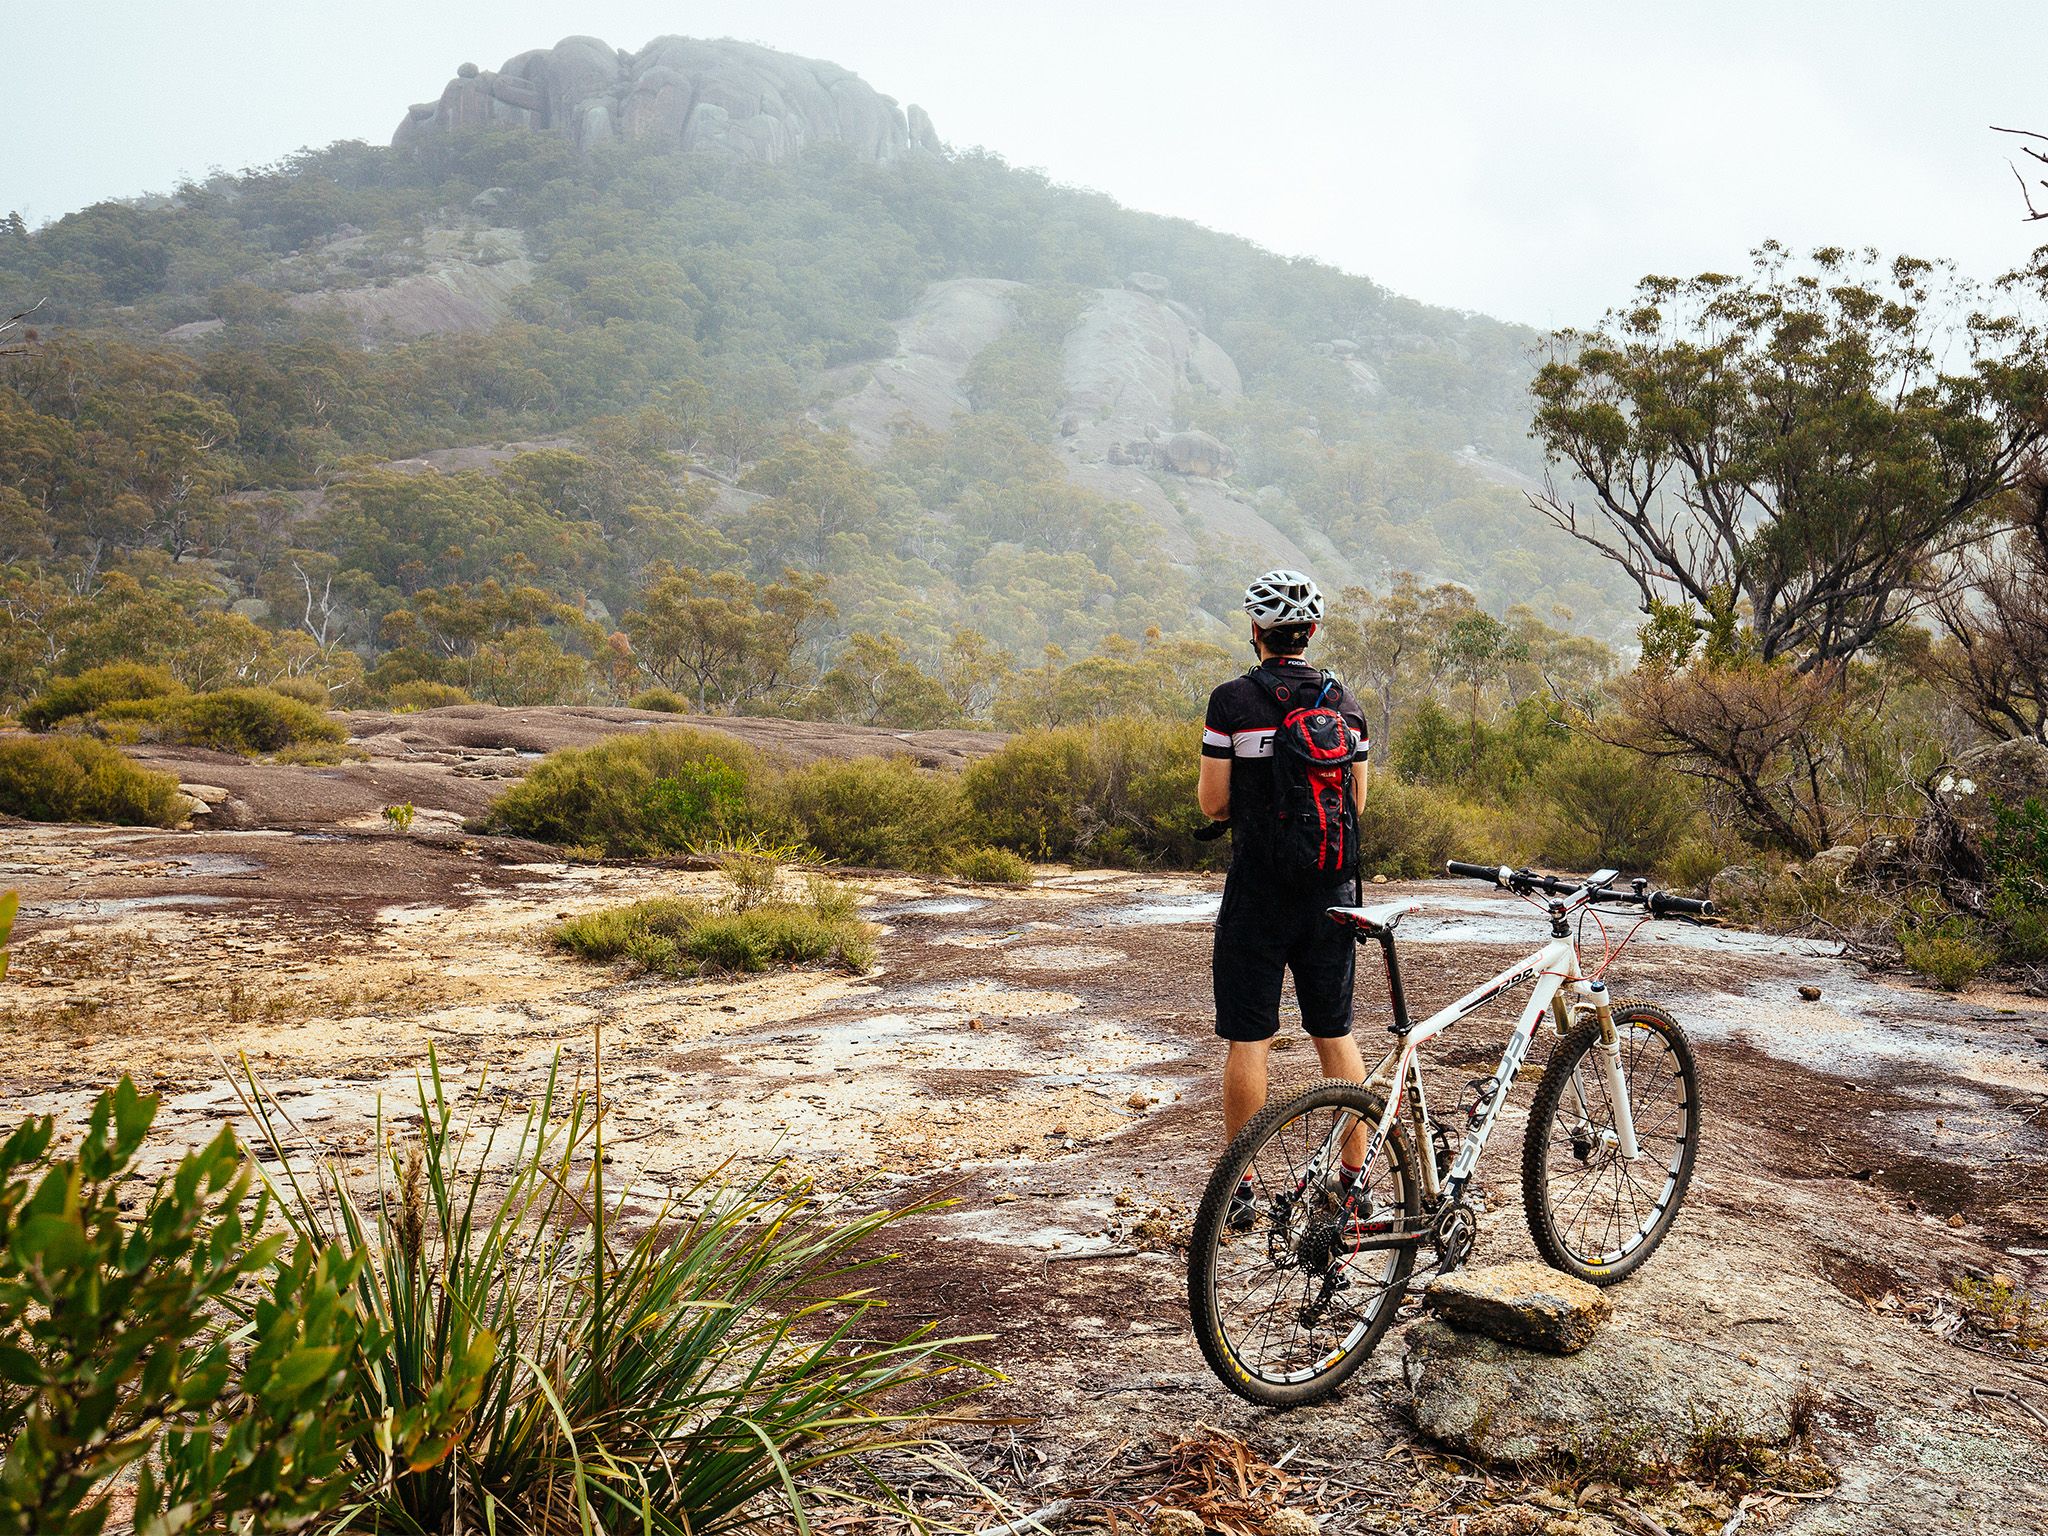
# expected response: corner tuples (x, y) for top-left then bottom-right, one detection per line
(962, 718), (1213, 867)
(99, 688), (345, 755)
(1355, 774), (1492, 880)
(775, 756), (963, 871)
(1532, 738), (1702, 875)
(267, 675), (331, 707)
(629, 688), (691, 714)
(21, 664), (186, 731)
(385, 680), (473, 712)
(0, 737), (186, 826)
(481, 728), (766, 855)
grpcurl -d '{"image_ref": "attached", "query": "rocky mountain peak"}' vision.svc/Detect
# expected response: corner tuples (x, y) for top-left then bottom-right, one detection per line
(393, 35), (941, 165)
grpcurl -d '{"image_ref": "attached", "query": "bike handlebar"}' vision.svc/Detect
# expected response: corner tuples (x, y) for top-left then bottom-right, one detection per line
(1443, 859), (1713, 919)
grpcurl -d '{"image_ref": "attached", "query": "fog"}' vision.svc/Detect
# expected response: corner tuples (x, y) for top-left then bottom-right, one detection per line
(5, 0), (2046, 324)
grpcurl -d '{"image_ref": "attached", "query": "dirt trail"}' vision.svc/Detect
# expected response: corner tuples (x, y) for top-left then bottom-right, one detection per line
(4, 806), (2047, 1532)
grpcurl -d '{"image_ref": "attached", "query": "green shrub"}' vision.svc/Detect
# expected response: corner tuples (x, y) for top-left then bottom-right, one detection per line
(552, 885), (876, 977)
(1355, 774), (1470, 879)
(951, 845), (1033, 884)
(482, 728), (766, 855)
(1900, 915), (1996, 991)
(777, 756), (963, 871)
(962, 717), (1212, 867)
(242, 1057), (983, 1534)
(0, 1078), (454, 1532)
(267, 674), (331, 707)
(386, 680), (472, 712)
(1532, 738), (1702, 875)
(961, 729), (1091, 859)
(629, 687), (691, 713)
(20, 664), (185, 731)
(1989, 795), (2048, 963)
(99, 687), (345, 755)
(0, 736), (186, 826)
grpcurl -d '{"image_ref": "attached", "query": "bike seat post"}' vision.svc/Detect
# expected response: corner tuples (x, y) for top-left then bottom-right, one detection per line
(1379, 931), (1412, 1034)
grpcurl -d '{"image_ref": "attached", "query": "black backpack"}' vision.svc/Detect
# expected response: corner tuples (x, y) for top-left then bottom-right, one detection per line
(1243, 667), (1360, 880)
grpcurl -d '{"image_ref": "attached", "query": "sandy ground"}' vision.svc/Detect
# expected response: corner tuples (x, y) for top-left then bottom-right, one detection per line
(3, 711), (2047, 1534)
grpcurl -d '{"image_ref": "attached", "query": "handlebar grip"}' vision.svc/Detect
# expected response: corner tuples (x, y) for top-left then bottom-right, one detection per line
(1446, 860), (1507, 885)
(1649, 891), (1713, 917)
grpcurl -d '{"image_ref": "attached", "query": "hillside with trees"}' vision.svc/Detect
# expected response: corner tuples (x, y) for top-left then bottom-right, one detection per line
(0, 39), (1632, 732)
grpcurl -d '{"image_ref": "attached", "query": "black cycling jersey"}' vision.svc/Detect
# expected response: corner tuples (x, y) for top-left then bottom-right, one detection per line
(1201, 657), (1369, 863)
(1203, 656), (1369, 1042)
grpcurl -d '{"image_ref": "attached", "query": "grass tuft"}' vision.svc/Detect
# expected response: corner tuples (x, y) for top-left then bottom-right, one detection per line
(553, 881), (875, 978)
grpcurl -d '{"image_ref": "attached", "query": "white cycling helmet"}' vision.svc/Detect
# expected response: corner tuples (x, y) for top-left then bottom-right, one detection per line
(1243, 568), (1324, 627)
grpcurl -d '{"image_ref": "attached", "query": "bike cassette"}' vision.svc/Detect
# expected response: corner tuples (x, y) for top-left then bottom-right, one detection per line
(1431, 1200), (1479, 1273)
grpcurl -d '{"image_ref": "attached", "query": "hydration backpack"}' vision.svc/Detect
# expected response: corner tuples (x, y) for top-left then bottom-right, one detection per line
(1244, 667), (1360, 880)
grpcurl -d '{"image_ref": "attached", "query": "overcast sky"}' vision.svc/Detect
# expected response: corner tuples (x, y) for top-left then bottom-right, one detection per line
(5, 1), (2046, 328)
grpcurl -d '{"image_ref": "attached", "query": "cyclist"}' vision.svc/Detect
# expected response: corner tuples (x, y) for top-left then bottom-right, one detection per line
(1198, 569), (1371, 1226)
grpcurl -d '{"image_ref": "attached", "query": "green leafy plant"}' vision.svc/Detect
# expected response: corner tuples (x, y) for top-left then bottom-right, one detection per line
(240, 1053), (988, 1534)
(0, 891), (15, 982)
(19, 665), (186, 732)
(627, 687), (690, 713)
(776, 755), (964, 872)
(1900, 912), (1996, 991)
(481, 729), (764, 855)
(961, 718), (1214, 867)
(553, 879), (876, 977)
(382, 801), (417, 833)
(0, 736), (186, 827)
(0, 1080), (378, 1534)
(385, 680), (472, 713)
(97, 687), (345, 756)
(950, 845), (1033, 885)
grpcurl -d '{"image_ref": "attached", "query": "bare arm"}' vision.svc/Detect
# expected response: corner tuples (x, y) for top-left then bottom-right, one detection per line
(1198, 756), (1232, 821)
(1352, 759), (1369, 814)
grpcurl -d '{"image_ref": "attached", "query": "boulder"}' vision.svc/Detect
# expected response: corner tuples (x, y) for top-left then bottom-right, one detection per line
(1155, 429), (1236, 479)
(179, 784), (231, 806)
(394, 35), (937, 165)
(1708, 864), (1766, 911)
(1126, 271), (1171, 297)
(1807, 844), (1859, 887)
(1423, 1260), (1610, 1354)
(1404, 1319), (1800, 1472)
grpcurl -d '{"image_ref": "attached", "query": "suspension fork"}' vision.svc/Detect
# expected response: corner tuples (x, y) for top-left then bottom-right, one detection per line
(1573, 979), (1641, 1160)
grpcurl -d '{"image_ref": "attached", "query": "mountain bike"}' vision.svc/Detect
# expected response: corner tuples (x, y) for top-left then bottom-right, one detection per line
(1188, 860), (1710, 1406)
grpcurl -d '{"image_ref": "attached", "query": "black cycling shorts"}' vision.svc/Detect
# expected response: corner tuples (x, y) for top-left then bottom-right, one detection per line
(1212, 874), (1359, 1042)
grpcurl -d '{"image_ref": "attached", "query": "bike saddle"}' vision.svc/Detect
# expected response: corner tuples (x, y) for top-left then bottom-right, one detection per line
(1326, 899), (1424, 936)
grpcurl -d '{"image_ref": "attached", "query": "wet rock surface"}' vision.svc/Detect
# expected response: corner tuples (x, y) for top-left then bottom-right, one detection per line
(1424, 1259), (1611, 1353)
(1404, 1319), (1797, 1471)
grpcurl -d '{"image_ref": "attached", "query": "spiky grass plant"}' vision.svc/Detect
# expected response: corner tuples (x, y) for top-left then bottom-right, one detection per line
(239, 1051), (989, 1533)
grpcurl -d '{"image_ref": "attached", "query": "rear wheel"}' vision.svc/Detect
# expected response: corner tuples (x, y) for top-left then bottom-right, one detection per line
(1521, 1001), (1698, 1285)
(1188, 1078), (1419, 1406)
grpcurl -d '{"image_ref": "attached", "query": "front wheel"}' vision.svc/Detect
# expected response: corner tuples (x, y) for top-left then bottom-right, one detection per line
(1188, 1079), (1419, 1407)
(1521, 1000), (1699, 1285)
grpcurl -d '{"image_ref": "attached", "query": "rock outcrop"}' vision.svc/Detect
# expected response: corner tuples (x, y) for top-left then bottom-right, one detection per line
(1404, 1320), (1802, 1473)
(827, 277), (1357, 583)
(394, 37), (939, 165)
(1422, 1260), (1611, 1354)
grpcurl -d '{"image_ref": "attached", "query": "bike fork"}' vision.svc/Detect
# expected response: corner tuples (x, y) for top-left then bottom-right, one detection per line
(1570, 981), (1641, 1161)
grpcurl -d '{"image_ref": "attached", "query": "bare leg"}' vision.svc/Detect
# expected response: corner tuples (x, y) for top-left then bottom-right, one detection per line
(1312, 1033), (1371, 1165)
(1222, 1040), (1272, 1142)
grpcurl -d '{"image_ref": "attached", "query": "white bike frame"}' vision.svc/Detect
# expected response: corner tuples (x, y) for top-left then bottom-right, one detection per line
(1316, 887), (1643, 1209)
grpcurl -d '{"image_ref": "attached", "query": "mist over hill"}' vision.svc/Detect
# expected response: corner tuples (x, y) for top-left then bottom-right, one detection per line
(0, 33), (1627, 717)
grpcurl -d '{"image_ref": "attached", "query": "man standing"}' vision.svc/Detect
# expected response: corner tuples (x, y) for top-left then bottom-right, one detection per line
(1197, 569), (1371, 1226)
